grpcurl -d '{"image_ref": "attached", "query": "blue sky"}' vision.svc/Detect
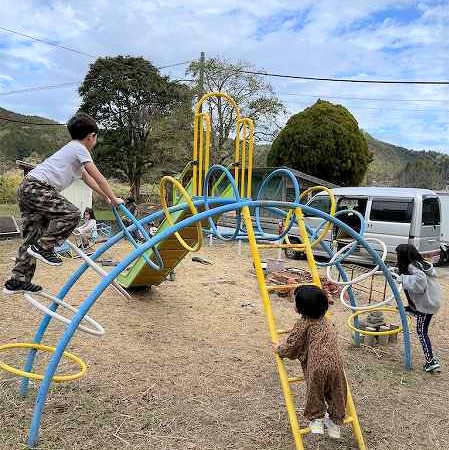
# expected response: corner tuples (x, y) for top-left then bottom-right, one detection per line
(0, 0), (448, 152)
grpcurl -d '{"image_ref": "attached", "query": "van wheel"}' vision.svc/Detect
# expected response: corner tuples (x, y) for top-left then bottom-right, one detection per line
(284, 238), (304, 260)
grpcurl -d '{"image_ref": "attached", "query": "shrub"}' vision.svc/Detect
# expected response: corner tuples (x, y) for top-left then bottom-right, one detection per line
(0, 170), (22, 203)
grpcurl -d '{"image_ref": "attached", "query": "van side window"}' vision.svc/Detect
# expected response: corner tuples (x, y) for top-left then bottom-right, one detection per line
(337, 198), (367, 215)
(422, 197), (440, 226)
(304, 196), (331, 217)
(370, 200), (413, 223)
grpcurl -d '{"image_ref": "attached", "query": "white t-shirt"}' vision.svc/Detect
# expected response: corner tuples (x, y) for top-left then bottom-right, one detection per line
(76, 219), (98, 239)
(28, 140), (93, 192)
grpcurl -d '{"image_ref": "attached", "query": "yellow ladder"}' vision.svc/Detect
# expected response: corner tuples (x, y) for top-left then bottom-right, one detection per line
(241, 206), (366, 450)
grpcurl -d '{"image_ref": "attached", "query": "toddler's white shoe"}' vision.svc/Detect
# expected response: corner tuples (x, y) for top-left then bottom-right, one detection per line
(308, 418), (324, 435)
(324, 415), (341, 439)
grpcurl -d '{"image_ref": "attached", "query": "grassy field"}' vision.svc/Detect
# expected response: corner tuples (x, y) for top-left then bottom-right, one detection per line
(0, 203), (115, 221)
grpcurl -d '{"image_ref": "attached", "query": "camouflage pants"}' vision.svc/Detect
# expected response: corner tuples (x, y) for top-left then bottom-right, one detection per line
(11, 177), (80, 282)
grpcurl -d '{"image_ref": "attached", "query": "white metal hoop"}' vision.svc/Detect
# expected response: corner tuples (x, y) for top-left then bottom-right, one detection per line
(339, 272), (403, 310)
(326, 238), (387, 286)
(24, 291), (105, 336)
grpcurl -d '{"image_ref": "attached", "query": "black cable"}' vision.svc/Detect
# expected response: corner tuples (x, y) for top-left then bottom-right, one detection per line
(0, 82), (80, 96)
(0, 25), (195, 81)
(242, 70), (449, 85)
(0, 78), (194, 96)
(277, 92), (449, 103)
(0, 26), (96, 58)
(0, 116), (65, 126)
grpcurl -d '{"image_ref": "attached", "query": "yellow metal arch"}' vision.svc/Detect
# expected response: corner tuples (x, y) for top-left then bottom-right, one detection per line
(192, 92), (254, 198)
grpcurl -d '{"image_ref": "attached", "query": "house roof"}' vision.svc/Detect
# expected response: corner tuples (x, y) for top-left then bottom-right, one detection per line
(252, 166), (340, 188)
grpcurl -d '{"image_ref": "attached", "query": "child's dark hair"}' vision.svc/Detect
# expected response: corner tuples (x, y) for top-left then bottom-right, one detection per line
(294, 285), (328, 319)
(67, 113), (98, 140)
(396, 243), (424, 275)
(84, 208), (96, 221)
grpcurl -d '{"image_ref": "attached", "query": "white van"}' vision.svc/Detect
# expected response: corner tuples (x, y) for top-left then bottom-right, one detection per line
(435, 190), (449, 263)
(285, 187), (441, 264)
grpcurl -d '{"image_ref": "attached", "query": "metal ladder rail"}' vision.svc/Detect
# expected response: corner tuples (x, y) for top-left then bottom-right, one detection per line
(241, 205), (366, 450)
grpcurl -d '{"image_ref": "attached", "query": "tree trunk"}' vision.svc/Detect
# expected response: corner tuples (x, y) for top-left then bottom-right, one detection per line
(131, 177), (141, 201)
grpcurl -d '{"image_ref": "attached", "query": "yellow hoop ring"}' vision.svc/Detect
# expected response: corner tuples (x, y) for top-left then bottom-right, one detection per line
(283, 186), (336, 249)
(347, 307), (411, 336)
(160, 176), (203, 252)
(299, 186), (336, 249)
(0, 342), (87, 383)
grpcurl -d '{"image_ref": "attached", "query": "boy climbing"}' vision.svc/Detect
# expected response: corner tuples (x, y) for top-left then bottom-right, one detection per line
(3, 113), (123, 295)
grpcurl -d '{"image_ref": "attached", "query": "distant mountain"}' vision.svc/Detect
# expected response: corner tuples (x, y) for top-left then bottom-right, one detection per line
(362, 132), (449, 189)
(1, 106), (448, 190)
(362, 133), (417, 186)
(0, 107), (69, 172)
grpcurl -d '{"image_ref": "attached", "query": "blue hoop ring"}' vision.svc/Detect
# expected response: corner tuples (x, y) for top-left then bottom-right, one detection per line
(255, 168), (301, 241)
(203, 165), (242, 241)
(113, 204), (164, 271)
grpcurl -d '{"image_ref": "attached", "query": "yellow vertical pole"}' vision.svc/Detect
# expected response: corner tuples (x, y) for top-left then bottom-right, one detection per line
(204, 114), (211, 176)
(242, 206), (305, 450)
(294, 207), (321, 287)
(198, 115), (204, 197)
(240, 121), (247, 198)
(246, 119), (254, 198)
(192, 115), (199, 196)
(234, 122), (240, 193)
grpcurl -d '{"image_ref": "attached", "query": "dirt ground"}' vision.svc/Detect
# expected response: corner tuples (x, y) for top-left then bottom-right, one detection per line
(0, 238), (448, 450)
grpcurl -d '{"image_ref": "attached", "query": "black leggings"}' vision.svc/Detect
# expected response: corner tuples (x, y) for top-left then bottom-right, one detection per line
(415, 312), (433, 363)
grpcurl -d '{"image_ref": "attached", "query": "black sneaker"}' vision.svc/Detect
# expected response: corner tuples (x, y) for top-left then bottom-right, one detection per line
(424, 358), (441, 373)
(27, 244), (63, 266)
(3, 279), (42, 295)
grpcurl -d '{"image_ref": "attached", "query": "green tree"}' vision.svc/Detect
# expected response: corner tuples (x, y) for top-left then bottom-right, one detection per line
(267, 100), (371, 186)
(187, 57), (285, 164)
(79, 56), (192, 198)
(398, 154), (444, 189)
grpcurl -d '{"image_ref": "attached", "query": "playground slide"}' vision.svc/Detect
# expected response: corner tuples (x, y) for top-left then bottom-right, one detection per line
(117, 177), (234, 289)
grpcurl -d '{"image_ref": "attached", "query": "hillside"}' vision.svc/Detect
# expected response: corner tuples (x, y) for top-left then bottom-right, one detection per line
(0, 107), (69, 172)
(1, 106), (447, 189)
(362, 133), (417, 186)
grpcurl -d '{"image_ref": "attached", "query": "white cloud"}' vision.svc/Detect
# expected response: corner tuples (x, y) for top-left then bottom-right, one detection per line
(0, 0), (447, 152)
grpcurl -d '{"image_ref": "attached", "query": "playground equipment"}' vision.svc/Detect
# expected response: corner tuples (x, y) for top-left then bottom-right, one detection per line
(0, 92), (412, 450)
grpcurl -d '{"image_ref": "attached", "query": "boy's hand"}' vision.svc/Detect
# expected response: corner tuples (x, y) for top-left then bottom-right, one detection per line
(110, 197), (124, 207)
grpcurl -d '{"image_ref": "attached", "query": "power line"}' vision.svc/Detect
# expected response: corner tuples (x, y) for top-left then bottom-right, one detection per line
(0, 25), (194, 82)
(277, 91), (449, 103)
(0, 26), (96, 58)
(0, 77), (194, 96)
(0, 82), (80, 96)
(158, 61), (193, 70)
(0, 116), (65, 126)
(243, 69), (449, 85)
(285, 101), (448, 113)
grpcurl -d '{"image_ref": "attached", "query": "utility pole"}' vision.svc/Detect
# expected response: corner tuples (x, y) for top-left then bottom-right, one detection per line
(198, 51), (205, 113)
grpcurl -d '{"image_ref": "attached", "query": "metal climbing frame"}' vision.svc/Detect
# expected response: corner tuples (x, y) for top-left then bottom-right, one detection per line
(192, 92), (254, 198)
(242, 204), (367, 450)
(0, 92), (410, 449)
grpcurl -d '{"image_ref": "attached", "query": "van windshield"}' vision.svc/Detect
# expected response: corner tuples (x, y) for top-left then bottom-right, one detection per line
(370, 199), (413, 223)
(304, 195), (331, 216)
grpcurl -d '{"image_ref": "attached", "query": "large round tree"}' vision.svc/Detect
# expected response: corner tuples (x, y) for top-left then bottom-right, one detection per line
(267, 100), (371, 186)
